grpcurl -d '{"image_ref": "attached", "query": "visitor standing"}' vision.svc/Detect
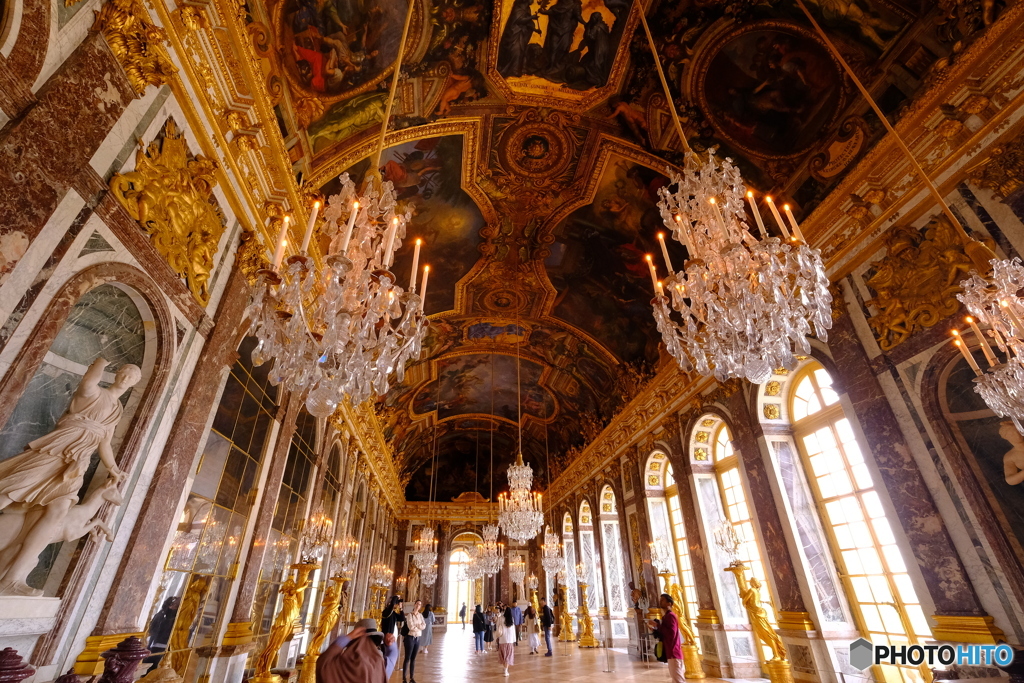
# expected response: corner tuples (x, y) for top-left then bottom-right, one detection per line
(400, 599), (425, 683)
(143, 596), (180, 672)
(472, 604), (487, 653)
(315, 619), (399, 683)
(511, 601), (523, 644)
(460, 602), (467, 629)
(496, 606), (517, 677)
(523, 605), (540, 654)
(540, 598), (555, 656)
(648, 593), (684, 683)
(420, 603), (434, 654)
(381, 595), (405, 638)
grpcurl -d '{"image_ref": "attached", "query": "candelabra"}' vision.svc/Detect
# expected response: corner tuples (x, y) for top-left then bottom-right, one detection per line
(498, 452), (545, 542)
(465, 546), (485, 581)
(246, 173), (430, 416)
(541, 525), (565, 576)
(297, 506), (334, 564)
(649, 153), (832, 385)
(527, 574), (540, 615)
(713, 520), (743, 568)
(575, 564), (599, 648)
(557, 581), (575, 642)
(955, 259), (1024, 427)
(509, 556), (526, 592)
(395, 575), (407, 597)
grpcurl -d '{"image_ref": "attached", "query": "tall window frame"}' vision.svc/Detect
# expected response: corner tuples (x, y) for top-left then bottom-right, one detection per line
(790, 362), (930, 683)
(662, 464), (700, 635)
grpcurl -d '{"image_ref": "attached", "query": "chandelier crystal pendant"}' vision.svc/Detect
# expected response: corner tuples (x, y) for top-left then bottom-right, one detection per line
(298, 505), (334, 564)
(650, 152), (833, 385)
(498, 452), (545, 543)
(246, 175), (430, 417)
(420, 563), (438, 587)
(955, 258), (1024, 425)
(509, 556), (526, 587)
(541, 525), (564, 575)
(412, 525), (438, 570)
(478, 523), (505, 575)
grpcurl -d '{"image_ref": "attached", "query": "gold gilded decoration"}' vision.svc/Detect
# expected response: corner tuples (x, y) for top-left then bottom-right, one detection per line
(969, 134), (1024, 199)
(864, 217), (983, 350)
(169, 574), (210, 673)
(727, 563), (793, 683)
(765, 381), (782, 397)
(93, 0), (178, 95)
(298, 576), (346, 683)
(931, 614), (1006, 644)
(695, 431), (710, 443)
(777, 611), (816, 631)
(557, 585), (575, 641)
(110, 119), (225, 304)
(694, 448), (708, 461)
(576, 583), (599, 647)
(602, 503), (612, 513)
(648, 475), (660, 486)
(175, 5), (207, 30)
(252, 564), (315, 683)
(236, 230), (270, 285)
(650, 462), (661, 472)
(701, 419), (716, 427)
(661, 575), (704, 679)
(764, 404), (781, 420)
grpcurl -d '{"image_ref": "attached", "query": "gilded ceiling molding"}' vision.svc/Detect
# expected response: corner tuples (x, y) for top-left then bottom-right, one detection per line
(110, 119), (226, 304)
(332, 401), (404, 514)
(93, 0), (178, 95)
(544, 365), (713, 509)
(968, 129), (1024, 198)
(799, 2), (1024, 276)
(399, 501), (497, 522)
(863, 217), (989, 350)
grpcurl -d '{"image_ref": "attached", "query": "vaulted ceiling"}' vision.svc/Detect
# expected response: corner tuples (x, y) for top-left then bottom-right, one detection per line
(248, 0), (954, 499)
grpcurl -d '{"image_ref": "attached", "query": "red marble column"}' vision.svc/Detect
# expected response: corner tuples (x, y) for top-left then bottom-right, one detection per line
(0, 34), (133, 239)
(228, 393), (303, 624)
(726, 391), (810, 616)
(90, 264), (252, 635)
(827, 310), (988, 618)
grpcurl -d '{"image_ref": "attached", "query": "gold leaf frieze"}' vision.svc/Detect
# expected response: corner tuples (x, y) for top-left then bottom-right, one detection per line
(864, 217), (982, 350)
(110, 119), (225, 304)
(969, 133), (1024, 199)
(93, 0), (178, 95)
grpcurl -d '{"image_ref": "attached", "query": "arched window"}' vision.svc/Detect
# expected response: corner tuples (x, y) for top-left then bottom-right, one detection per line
(599, 485), (627, 615)
(791, 362), (929, 683)
(662, 464), (700, 634)
(562, 513), (578, 615)
(578, 500), (603, 612)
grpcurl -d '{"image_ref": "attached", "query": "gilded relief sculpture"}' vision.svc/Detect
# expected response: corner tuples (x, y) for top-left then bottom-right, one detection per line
(93, 0), (177, 93)
(0, 357), (141, 596)
(110, 119), (226, 305)
(726, 564), (794, 683)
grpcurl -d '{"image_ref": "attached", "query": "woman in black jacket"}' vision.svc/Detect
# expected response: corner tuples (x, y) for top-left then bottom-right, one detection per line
(472, 604), (486, 653)
(381, 595), (405, 638)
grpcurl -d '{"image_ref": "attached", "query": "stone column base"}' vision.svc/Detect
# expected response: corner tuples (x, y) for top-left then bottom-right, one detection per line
(74, 631), (145, 675)
(0, 596), (60, 657)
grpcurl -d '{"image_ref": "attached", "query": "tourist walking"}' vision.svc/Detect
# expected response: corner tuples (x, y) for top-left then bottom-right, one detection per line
(472, 604), (487, 653)
(420, 603), (434, 654)
(400, 599), (425, 683)
(540, 598), (555, 656)
(460, 602), (467, 629)
(648, 593), (684, 683)
(524, 604), (540, 654)
(496, 606), (517, 676)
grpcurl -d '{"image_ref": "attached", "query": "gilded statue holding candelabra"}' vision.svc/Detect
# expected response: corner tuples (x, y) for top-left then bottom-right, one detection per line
(659, 572), (705, 679)
(251, 565), (315, 683)
(726, 564), (794, 683)
(557, 584), (575, 642)
(576, 581), (599, 648)
(298, 576), (345, 683)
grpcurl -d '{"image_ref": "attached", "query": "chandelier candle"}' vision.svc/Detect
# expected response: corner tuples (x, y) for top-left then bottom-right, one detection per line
(764, 196), (791, 240)
(646, 254), (658, 291)
(966, 316), (998, 366)
(339, 201), (359, 252)
(410, 238), (422, 290)
(301, 200), (321, 253)
(421, 264), (430, 300)
(672, 214), (694, 253)
(783, 204), (806, 243)
(746, 191), (767, 238)
(272, 215), (290, 270)
(657, 232), (674, 274)
(952, 332), (982, 374)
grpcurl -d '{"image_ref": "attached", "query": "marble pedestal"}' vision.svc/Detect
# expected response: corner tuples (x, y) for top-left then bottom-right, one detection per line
(0, 596), (61, 656)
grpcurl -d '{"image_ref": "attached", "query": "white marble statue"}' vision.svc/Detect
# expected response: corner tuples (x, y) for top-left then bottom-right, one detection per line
(1001, 420), (1024, 486)
(0, 357), (141, 596)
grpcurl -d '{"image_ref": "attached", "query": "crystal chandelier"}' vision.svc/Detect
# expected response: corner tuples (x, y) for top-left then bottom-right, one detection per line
(412, 525), (438, 570)
(298, 505), (334, 563)
(420, 563), (438, 587)
(478, 523), (505, 575)
(465, 549), (485, 581)
(509, 556), (526, 587)
(498, 452), (545, 542)
(369, 562), (393, 588)
(331, 537), (359, 578)
(246, 175), (430, 416)
(648, 538), (673, 574)
(955, 258), (1024, 425)
(649, 152), (832, 385)
(541, 525), (564, 575)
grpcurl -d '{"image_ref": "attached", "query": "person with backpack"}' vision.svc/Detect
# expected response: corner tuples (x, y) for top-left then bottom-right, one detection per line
(315, 619), (398, 683)
(648, 593), (684, 682)
(472, 604), (487, 653)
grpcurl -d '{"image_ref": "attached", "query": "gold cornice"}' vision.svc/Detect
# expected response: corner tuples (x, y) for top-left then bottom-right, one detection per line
(334, 401), (403, 514)
(399, 501), (498, 522)
(803, 4), (1024, 278)
(544, 365), (713, 508)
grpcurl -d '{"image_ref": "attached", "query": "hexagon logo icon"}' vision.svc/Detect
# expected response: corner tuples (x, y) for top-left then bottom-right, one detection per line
(850, 638), (874, 670)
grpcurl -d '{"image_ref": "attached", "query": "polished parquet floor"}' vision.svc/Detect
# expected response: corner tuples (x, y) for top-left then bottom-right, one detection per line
(389, 625), (762, 683)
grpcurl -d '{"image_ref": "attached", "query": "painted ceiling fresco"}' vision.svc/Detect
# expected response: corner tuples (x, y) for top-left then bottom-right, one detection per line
(248, 0), (959, 498)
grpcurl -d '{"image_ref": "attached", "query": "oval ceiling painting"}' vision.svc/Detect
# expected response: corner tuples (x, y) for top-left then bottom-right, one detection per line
(695, 22), (845, 158)
(276, 0), (415, 99)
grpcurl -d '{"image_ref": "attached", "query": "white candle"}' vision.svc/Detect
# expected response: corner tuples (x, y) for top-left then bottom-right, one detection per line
(1001, 299), (1024, 333)
(340, 201), (359, 253)
(952, 334), (982, 375)
(655, 280), (664, 297)
(383, 217), (399, 267)
(709, 197), (729, 237)
(409, 238), (422, 290)
(645, 254), (658, 292)
(673, 214), (693, 255)
(657, 232), (674, 274)
(420, 265), (430, 304)
(966, 316), (997, 366)
(272, 215), (290, 270)
(783, 204), (806, 243)
(765, 197), (790, 240)
(747, 191), (767, 239)
(301, 200), (321, 253)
